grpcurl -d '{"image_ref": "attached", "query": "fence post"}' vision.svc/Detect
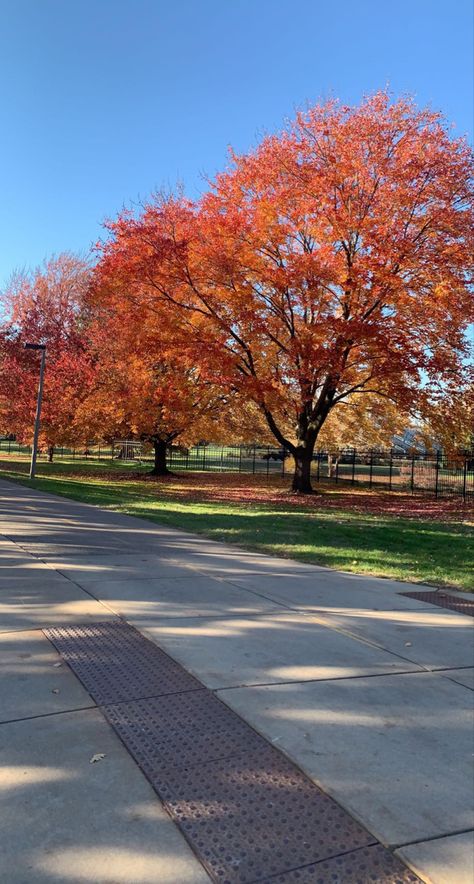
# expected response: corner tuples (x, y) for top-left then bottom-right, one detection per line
(266, 447), (270, 478)
(463, 457), (467, 501)
(239, 447), (242, 473)
(316, 452), (320, 483)
(335, 456), (339, 484)
(252, 446), (256, 474)
(411, 453), (415, 493)
(369, 450), (373, 487)
(202, 446), (206, 471)
(389, 449), (393, 491)
(351, 448), (356, 484)
(435, 450), (440, 497)
(281, 451), (285, 479)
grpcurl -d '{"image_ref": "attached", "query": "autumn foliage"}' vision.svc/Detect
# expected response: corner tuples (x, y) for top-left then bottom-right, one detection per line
(93, 93), (474, 491)
(0, 255), (95, 459)
(1, 94), (473, 491)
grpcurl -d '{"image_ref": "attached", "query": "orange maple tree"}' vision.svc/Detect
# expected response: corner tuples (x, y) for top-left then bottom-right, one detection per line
(79, 282), (254, 473)
(91, 93), (474, 490)
(0, 254), (95, 458)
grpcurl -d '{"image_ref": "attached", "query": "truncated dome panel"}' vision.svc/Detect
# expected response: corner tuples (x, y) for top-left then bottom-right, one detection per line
(44, 620), (201, 703)
(44, 620), (421, 883)
(400, 591), (474, 617)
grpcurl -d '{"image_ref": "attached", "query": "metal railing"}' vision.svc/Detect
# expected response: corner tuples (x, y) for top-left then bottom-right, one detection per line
(0, 439), (472, 498)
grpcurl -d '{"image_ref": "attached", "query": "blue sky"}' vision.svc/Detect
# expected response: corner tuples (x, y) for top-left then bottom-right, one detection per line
(0, 0), (472, 287)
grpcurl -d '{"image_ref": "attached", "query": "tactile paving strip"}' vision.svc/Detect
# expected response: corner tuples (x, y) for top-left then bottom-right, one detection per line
(151, 750), (376, 882)
(44, 620), (202, 703)
(262, 844), (420, 882)
(45, 620), (422, 883)
(400, 591), (474, 617)
(103, 690), (268, 774)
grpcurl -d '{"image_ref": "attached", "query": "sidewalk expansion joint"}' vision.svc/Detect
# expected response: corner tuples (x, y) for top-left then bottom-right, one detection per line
(0, 703), (97, 727)
(391, 825), (474, 850)
(43, 619), (422, 883)
(212, 667), (426, 693)
(251, 844), (421, 883)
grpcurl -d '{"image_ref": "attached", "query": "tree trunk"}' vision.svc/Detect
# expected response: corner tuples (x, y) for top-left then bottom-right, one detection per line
(47, 446), (54, 463)
(150, 438), (170, 475)
(260, 402), (322, 493)
(291, 449), (314, 493)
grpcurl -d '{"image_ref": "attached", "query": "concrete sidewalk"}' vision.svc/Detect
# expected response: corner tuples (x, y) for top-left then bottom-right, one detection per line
(0, 478), (472, 883)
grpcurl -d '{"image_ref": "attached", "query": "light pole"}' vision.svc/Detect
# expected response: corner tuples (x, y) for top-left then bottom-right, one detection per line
(24, 343), (46, 479)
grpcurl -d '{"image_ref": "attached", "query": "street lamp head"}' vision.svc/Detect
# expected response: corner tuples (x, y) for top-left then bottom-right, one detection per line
(24, 343), (46, 351)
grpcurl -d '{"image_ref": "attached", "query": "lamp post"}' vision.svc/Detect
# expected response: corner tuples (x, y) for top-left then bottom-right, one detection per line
(24, 343), (46, 479)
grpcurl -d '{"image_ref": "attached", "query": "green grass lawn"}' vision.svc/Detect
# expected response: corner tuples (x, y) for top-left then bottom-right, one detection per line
(1, 456), (472, 591)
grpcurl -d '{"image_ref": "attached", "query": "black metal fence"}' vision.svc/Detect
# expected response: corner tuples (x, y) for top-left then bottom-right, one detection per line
(0, 439), (473, 499)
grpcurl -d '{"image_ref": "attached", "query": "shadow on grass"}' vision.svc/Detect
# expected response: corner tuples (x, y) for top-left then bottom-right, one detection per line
(1, 467), (472, 590)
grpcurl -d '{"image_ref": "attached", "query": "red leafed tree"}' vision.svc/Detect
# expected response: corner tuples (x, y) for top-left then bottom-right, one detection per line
(78, 281), (254, 474)
(95, 93), (474, 491)
(0, 254), (95, 458)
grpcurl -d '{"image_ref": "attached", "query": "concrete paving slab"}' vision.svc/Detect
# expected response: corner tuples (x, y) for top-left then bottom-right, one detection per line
(1, 478), (471, 884)
(0, 630), (94, 722)
(0, 479), (276, 545)
(20, 540), (195, 561)
(0, 479), (324, 574)
(0, 549), (46, 562)
(0, 574), (74, 590)
(10, 525), (193, 547)
(138, 612), (423, 688)
(90, 574), (285, 620)
(0, 537), (24, 549)
(0, 708), (210, 883)
(0, 558), (62, 574)
(311, 607), (474, 670)
(0, 583), (117, 632)
(178, 550), (325, 577)
(45, 554), (195, 585)
(217, 671), (474, 846)
(438, 668), (474, 690)
(225, 573), (443, 613)
(396, 832), (474, 884)
(13, 540), (140, 557)
(0, 548), (32, 562)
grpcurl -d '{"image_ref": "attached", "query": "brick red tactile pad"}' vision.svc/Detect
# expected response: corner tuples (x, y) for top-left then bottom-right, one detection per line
(152, 750), (376, 882)
(263, 844), (420, 882)
(103, 690), (269, 773)
(44, 620), (201, 704)
(45, 620), (422, 883)
(400, 591), (474, 617)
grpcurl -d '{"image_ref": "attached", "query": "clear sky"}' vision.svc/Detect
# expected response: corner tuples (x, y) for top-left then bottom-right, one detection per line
(0, 0), (472, 287)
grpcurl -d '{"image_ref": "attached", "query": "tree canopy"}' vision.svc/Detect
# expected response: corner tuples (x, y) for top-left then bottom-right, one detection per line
(93, 93), (474, 490)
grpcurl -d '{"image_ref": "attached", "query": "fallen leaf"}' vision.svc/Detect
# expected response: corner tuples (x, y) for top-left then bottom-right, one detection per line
(404, 642), (412, 647)
(53, 662), (62, 668)
(89, 753), (106, 764)
(51, 689), (60, 694)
